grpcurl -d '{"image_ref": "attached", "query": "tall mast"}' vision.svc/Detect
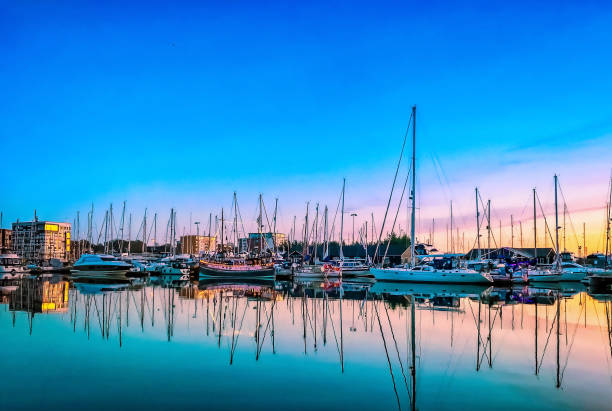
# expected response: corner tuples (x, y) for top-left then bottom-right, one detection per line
(323, 206), (329, 258)
(410, 105), (416, 268)
(476, 188), (481, 260)
(142, 209), (147, 254)
(76, 211), (80, 258)
(563, 204), (567, 252)
(103, 210), (108, 253)
(221, 208), (224, 254)
(303, 201), (309, 256)
(487, 200), (491, 252)
(554, 175), (560, 270)
(450, 201), (453, 253)
(233, 192), (238, 254)
(109, 203), (114, 253)
(533, 188), (537, 265)
(340, 179), (346, 260)
(259, 194), (263, 254)
(314, 203), (319, 262)
(153, 213), (157, 249)
(128, 213), (132, 255)
(88, 203), (94, 253)
(604, 175), (611, 269)
(273, 198), (278, 254)
(120, 201), (126, 252)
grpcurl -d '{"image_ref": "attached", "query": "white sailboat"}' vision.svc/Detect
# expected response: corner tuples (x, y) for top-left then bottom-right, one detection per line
(371, 106), (492, 284)
(528, 176), (586, 282)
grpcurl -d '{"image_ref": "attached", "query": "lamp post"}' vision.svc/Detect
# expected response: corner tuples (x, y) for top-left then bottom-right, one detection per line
(351, 213), (357, 244)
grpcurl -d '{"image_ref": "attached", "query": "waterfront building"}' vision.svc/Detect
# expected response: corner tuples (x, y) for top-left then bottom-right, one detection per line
(11, 220), (71, 262)
(464, 247), (556, 264)
(180, 235), (216, 255)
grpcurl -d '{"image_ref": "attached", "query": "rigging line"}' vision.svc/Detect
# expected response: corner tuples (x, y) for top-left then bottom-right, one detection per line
(560, 301), (585, 383)
(536, 193), (557, 251)
(383, 300), (411, 397)
(257, 300), (278, 356)
(230, 299), (250, 360)
(383, 165), (412, 264)
(374, 298), (403, 411)
(537, 306), (559, 374)
(466, 300), (492, 363)
(329, 182), (344, 244)
(374, 111), (414, 261)
(558, 183), (581, 251)
(326, 294), (343, 359)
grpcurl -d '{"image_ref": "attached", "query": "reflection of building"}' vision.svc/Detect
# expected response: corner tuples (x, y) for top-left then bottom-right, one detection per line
(180, 235), (216, 255)
(464, 247), (556, 264)
(178, 283), (281, 301)
(243, 233), (286, 252)
(8, 279), (69, 314)
(12, 220), (71, 262)
(0, 228), (11, 250)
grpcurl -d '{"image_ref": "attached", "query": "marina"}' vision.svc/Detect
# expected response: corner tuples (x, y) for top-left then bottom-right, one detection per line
(1, 275), (611, 409)
(4, 1), (612, 409)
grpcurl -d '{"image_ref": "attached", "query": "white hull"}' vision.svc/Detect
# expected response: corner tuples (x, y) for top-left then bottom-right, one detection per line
(371, 267), (493, 284)
(528, 271), (586, 282)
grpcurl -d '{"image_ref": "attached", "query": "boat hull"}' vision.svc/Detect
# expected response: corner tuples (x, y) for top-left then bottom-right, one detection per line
(199, 265), (275, 279)
(370, 268), (493, 284)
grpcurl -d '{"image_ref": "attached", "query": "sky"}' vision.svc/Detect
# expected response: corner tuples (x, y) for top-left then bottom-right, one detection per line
(1, 1), (611, 252)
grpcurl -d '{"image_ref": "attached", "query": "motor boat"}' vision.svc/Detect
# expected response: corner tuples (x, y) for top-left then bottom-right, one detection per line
(0, 251), (28, 279)
(71, 254), (132, 278)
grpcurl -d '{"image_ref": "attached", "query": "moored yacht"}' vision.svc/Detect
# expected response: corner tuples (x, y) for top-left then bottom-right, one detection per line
(71, 254), (132, 278)
(0, 251), (28, 279)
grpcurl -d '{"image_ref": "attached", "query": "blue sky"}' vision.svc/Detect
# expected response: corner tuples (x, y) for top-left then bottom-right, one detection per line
(1, 1), (611, 249)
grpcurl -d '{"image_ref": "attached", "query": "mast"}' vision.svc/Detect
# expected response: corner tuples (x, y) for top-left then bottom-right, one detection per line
(476, 188), (481, 261)
(314, 203), (319, 262)
(410, 105), (416, 268)
(259, 194), (263, 254)
(450, 201), (453, 253)
(340, 179), (346, 260)
(273, 198), (278, 254)
(109, 203), (114, 253)
(233, 192), (238, 254)
(128, 213), (132, 255)
(606, 175), (612, 269)
(153, 213), (157, 249)
(533, 188), (537, 266)
(142, 209), (147, 254)
(303, 201), (309, 257)
(120, 201), (126, 253)
(323, 206), (329, 258)
(487, 200), (491, 253)
(221, 208), (224, 254)
(554, 175), (560, 270)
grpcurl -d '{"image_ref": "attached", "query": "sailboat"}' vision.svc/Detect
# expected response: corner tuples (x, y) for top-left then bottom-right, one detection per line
(370, 106), (493, 284)
(200, 197), (275, 279)
(528, 176), (586, 282)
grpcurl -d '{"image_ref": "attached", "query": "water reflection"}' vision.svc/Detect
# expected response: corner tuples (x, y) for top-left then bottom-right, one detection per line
(1, 276), (611, 410)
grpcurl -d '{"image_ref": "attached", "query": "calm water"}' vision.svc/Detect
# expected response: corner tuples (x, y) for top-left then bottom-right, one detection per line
(1, 276), (611, 410)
